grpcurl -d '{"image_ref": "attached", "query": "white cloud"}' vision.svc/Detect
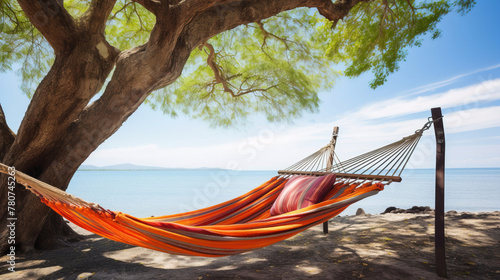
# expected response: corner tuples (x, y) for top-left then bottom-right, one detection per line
(356, 78), (500, 120)
(268, 100), (500, 167)
(400, 63), (500, 97)
(445, 106), (500, 133)
(84, 124), (324, 170)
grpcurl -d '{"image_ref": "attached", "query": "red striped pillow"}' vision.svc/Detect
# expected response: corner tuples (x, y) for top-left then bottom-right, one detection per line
(270, 174), (336, 216)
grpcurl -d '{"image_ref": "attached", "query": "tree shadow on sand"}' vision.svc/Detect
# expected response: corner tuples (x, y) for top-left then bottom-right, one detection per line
(2, 212), (499, 280)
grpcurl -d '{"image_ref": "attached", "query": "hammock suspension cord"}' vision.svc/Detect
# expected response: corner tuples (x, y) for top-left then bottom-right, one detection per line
(278, 118), (434, 183)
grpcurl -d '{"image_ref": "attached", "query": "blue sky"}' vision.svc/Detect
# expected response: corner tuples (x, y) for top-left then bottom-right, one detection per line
(1, 1), (500, 171)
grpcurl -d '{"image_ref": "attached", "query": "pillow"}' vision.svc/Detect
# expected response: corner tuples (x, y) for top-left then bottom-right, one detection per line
(270, 174), (336, 216)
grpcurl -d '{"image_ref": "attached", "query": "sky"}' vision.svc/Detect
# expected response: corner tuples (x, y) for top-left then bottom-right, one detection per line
(1, 1), (500, 171)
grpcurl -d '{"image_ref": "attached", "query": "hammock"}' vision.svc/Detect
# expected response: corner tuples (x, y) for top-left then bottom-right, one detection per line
(0, 121), (431, 257)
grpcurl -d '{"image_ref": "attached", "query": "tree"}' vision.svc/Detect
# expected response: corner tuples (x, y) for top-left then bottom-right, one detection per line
(0, 0), (474, 253)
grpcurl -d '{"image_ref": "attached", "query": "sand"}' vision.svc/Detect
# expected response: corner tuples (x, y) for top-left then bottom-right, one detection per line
(1, 211), (499, 279)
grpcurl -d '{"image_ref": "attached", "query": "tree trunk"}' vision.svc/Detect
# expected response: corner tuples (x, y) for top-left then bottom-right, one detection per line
(0, 150), (87, 253)
(0, 30), (120, 253)
(0, 105), (15, 156)
(35, 211), (84, 250)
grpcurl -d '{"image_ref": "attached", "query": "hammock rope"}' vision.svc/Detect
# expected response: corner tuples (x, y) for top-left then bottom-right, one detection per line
(0, 119), (433, 257)
(278, 119), (432, 183)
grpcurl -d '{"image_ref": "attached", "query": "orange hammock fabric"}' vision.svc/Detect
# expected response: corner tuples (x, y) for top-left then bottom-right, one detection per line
(28, 175), (383, 257)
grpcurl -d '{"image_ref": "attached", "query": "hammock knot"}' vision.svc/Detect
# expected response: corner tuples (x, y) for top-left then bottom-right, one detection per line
(416, 116), (439, 135)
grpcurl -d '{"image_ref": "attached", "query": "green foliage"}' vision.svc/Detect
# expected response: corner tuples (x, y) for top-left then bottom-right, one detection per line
(454, 0), (476, 15)
(1, 0), (475, 126)
(66, 0), (154, 50)
(0, 1), (53, 98)
(0, 0), (153, 98)
(323, 0), (459, 89)
(104, 1), (154, 50)
(147, 9), (337, 127)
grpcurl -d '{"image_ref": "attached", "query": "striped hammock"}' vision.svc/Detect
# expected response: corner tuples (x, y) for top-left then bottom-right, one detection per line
(0, 122), (430, 257)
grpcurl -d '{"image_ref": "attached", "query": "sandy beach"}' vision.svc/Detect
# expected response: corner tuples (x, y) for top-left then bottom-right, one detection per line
(1, 211), (499, 280)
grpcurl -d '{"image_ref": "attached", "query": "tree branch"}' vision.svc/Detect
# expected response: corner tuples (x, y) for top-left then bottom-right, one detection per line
(314, 0), (371, 29)
(236, 84), (280, 97)
(203, 40), (282, 98)
(203, 42), (236, 96)
(182, 0), (371, 51)
(255, 20), (300, 60)
(179, 0), (236, 17)
(315, 0), (357, 20)
(405, 0), (416, 15)
(81, 0), (118, 34)
(133, 0), (161, 14)
(16, 0), (77, 53)
(0, 104), (16, 159)
(110, 2), (133, 20)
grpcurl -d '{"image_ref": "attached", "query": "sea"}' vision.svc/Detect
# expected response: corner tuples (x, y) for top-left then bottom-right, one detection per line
(67, 168), (500, 218)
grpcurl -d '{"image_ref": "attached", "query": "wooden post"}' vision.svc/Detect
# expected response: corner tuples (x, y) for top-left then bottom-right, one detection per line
(431, 107), (447, 278)
(323, 126), (339, 234)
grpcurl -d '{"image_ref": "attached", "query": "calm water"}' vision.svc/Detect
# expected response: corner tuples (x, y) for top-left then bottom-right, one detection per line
(68, 168), (500, 218)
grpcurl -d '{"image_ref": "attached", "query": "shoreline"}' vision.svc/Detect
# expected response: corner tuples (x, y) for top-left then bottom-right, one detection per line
(1, 211), (499, 279)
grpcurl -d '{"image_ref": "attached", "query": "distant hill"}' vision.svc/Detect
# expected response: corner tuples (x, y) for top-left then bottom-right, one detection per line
(79, 164), (102, 170)
(78, 163), (224, 171)
(79, 163), (169, 170)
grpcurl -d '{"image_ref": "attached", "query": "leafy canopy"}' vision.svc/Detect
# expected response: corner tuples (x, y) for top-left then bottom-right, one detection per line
(0, 0), (475, 126)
